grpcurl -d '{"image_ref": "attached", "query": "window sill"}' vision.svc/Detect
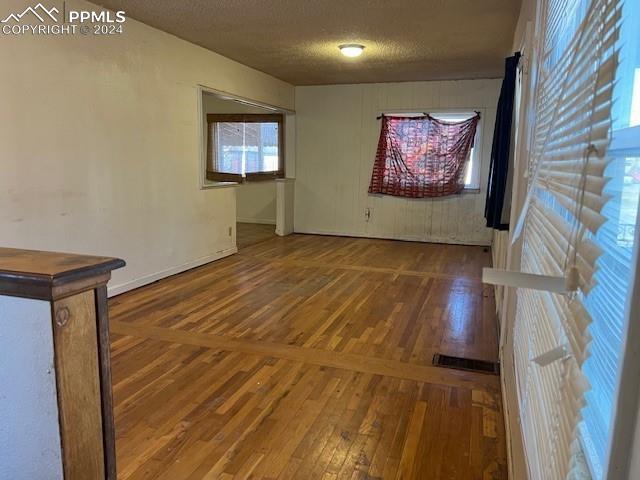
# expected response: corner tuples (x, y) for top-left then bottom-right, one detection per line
(245, 171), (285, 182)
(463, 187), (481, 194)
(205, 171), (284, 184)
(200, 181), (240, 190)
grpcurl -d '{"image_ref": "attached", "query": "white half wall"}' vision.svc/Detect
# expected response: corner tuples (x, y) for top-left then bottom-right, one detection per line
(0, 296), (63, 480)
(0, 0), (294, 296)
(294, 79), (501, 245)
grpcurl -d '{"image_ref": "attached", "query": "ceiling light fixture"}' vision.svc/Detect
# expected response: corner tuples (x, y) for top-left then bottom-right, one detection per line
(339, 44), (365, 58)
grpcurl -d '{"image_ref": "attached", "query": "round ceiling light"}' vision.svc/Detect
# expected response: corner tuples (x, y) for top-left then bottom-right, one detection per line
(339, 44), (365, 57)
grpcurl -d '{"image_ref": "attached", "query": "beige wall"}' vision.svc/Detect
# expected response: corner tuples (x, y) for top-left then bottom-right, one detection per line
(294, 79), (501, 245)
(236, 183), (277, 224)
(0, 0), (293, 295)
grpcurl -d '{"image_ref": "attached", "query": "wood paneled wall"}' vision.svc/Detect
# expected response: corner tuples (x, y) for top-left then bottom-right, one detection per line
(294, 79), (501, 245)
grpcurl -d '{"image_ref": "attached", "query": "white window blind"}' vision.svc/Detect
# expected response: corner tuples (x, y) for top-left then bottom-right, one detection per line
(512, 0), (622, 478)
(580, 0), (640, 476)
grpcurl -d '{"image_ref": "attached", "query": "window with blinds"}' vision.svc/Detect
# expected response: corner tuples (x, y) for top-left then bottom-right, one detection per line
(511, 0), (628, 478)
(580, 0), (640, 476)
(206, 114), (284, 183)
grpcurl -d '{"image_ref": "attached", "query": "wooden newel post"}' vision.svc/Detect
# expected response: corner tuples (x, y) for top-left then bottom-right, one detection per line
(0, 248), (125, 480)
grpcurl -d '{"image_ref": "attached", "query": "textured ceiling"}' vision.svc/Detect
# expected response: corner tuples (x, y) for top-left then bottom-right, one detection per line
(97, 0), (521, 85)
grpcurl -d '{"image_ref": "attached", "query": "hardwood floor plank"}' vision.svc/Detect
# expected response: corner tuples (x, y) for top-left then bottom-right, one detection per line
(236, 223), (276, 250)
(110, 320), (499, 391)
(110, 234), (507, 479)
(395, 400), (427, 480)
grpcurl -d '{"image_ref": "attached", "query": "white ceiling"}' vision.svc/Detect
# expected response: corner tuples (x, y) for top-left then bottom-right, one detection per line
(97, 0), (522, 85)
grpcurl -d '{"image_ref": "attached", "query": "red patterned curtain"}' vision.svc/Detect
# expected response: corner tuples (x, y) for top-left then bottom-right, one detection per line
(368, 114), (480, 198)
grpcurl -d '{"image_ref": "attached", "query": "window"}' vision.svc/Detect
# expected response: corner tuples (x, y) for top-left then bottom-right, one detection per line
(507, 0), (625, 477)
(206, 114), (284, 183)
(384, 111), (482, 189)
(368, 111), (482, 198)
(579, 0), (640, 477)
(430, 112), (482, 189)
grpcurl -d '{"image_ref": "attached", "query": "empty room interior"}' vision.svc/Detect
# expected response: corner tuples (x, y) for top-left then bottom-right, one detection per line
(2, 0), (640, 479)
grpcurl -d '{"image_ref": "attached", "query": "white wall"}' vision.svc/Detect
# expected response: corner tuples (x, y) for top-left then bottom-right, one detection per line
(294, 79), (501, 245)
(276, 179), (295, 236)
(0, 296), (63, 480)
(201, 93), (278, 224)
(497, 2), (538, 479)
(0, 0), (294, 295)
(236, 182), (277, 224)
(513, 0), (537, 53)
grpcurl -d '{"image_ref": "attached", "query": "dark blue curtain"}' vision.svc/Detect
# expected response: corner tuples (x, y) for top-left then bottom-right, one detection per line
(485, 52), (521, 230)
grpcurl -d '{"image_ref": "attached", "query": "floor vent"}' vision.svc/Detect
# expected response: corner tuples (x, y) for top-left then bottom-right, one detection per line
(432, 353), (500, 375)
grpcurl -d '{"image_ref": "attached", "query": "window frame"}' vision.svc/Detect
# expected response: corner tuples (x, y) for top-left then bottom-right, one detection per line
(206, 113), (285, 183)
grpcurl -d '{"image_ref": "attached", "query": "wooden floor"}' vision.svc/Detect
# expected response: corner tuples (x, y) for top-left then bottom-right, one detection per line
(237, 223), (277, 249)
(109, 234), (506, 480)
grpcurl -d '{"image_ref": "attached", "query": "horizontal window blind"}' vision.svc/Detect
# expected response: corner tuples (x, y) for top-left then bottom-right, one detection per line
(205, 113), (284, 183)
(580, 0), (640, 474)
(513, 0), (621, 478)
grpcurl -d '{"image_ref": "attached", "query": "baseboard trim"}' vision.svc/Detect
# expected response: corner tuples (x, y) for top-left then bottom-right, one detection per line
(237, 217), (276, 225)
(294, 228), (492, 247)
(107, 246), (238, 297)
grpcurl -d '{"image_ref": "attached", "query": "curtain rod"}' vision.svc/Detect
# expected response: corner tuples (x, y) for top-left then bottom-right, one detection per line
(376, 110), (482, 120)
